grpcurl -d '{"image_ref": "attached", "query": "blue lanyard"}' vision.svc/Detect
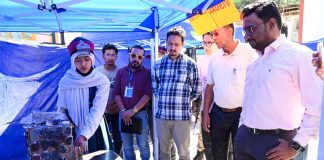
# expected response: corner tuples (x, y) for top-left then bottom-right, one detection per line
(127, 68), (133, 86)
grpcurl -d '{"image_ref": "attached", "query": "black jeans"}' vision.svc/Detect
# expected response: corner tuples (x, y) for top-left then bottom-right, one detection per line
(201, 111), (214, 160)
(104, 113), (122, 156)
(209, 104), (241, 160)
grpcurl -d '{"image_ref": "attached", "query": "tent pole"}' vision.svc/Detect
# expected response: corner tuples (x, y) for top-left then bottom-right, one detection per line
(151, 6), (159, 160)
(60, 31), (65, 45)
(51, 0), (64, 45)
(51, 32), (56, 44)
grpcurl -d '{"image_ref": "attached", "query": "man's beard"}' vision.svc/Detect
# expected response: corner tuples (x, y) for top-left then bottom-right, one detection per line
(130, 61), (141, 69)
(247, 39), (257, 49)
(247, 39), (270, 52)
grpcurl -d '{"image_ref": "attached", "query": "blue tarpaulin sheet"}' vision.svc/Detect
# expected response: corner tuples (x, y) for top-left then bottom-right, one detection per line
(0, 40), (70, 159)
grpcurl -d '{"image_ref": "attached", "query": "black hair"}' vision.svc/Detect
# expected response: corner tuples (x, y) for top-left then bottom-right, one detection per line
(158, 46), (167, 54)
(242, 1), (282, 29)
(281, 23), (288, 37)
(129, 45), (145, 54)
(167, 26), (186, 43)
(102, 43), (118, 55)
(202, 31), (213, 38)
(225, 23), (235, 35)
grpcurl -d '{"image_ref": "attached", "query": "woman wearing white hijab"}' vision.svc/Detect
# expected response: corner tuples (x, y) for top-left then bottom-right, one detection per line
(57, 37), (110, 155)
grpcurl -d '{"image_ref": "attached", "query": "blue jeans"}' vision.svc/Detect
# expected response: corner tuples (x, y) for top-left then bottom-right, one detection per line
(120, 110), (150, 160)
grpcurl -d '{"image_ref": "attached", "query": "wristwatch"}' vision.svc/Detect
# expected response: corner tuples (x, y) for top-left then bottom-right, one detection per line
(132, 107), (139, 114)
(289, 141), (304, 152)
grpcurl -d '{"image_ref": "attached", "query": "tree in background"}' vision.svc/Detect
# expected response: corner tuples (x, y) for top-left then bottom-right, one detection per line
(234, 0), (299, 11)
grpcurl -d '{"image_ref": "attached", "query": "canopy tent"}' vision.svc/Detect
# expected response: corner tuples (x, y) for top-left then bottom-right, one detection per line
(0, 0), (223, 50)
(0, 0), (222, 32)
(81, 22), (245, 49)
(303, 38), (324, 51)
(81, 21), (202, 49)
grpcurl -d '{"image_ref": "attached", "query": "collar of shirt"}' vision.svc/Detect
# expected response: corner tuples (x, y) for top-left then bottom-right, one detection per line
(222, 40), (240, 56)
(257, 36), (286, 57)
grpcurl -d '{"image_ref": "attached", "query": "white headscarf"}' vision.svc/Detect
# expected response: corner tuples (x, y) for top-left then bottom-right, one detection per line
(58, 67), (110, 140)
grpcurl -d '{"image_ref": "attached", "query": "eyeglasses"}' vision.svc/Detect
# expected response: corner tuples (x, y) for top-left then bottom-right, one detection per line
(202, 41), (215, 46)
(129, 53), (144, 60)
(243, 22), (265, 36)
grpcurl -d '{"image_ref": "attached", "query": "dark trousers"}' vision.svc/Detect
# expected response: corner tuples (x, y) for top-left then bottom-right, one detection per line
(104, 113), (122, 156)
(201, 111), (214, 160)
(72, 124), (105, 154)
(209, 103), (241, 160)
(88, 125), (106, 153)
(234, 125), (297, 160)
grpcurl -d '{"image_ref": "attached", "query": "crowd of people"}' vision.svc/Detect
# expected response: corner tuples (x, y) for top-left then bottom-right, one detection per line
(56, 1), (323, 160)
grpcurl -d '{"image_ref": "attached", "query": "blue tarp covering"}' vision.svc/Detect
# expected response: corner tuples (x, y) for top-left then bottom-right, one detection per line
(0, 40), (70, 159)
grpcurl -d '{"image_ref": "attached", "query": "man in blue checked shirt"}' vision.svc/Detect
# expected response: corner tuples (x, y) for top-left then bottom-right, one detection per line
(152, 26), (201, 160)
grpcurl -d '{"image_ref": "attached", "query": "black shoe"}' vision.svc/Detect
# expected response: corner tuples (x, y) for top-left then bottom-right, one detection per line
(193, 150), (204, 160)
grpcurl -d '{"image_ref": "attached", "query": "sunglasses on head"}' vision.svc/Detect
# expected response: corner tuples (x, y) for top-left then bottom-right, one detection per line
(129, 53), (144, 60)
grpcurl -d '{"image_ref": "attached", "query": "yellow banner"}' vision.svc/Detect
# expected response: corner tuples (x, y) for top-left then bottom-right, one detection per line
(0, 32), (36, 40)
(189, 0), (240, 35)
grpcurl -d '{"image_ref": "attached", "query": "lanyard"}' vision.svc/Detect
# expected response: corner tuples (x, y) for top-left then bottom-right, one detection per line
(127, 67), (133, 86)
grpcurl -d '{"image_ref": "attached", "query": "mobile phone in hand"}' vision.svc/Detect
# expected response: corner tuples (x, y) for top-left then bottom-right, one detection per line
(318, 42), (324, 67)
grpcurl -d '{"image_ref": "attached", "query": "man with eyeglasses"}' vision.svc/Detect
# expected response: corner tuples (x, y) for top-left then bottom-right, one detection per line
(96, 44), (122, 156)
(234, 1), (322, 160)
(114, 45), (151, 160)
(193, 32), (217, 160)
(152, 26), (201, 160)
(201, 23), (256, 160)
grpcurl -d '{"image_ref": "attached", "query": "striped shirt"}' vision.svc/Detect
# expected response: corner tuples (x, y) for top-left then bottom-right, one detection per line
(152, 54), (201, 120)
